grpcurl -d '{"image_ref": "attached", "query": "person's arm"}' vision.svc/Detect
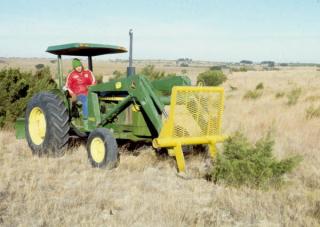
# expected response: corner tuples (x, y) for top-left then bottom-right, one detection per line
(66, 72), (77, 101)
(89, 70), (96, 85)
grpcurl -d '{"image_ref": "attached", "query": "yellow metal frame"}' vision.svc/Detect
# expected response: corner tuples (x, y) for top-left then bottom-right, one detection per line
(153, 86), (227, 172)
(99, 97), (125, 101)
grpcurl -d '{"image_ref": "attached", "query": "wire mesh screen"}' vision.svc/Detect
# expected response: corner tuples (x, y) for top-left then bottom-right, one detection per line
(170, 88), (224, 138)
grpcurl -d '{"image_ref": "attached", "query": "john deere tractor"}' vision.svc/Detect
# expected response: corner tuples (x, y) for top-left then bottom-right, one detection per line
(16, 31), (226, 172)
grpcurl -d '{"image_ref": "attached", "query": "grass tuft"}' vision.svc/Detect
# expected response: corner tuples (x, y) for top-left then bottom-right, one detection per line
(306, 105), (320, 120)
(286, 87), (302, 106)
(243, 83), (264, 100)
(255, 82), (264, 90)
(275, 92), (285, 99)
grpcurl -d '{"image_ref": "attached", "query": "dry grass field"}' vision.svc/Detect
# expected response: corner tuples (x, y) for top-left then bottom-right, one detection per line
(0, 60), (319, 226)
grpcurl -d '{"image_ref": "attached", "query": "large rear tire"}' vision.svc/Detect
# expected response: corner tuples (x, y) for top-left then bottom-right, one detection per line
(87, 128), (119, 169)
(25, 92), (69, 157)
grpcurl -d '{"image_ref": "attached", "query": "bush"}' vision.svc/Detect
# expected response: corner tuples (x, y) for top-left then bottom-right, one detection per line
(240, 60), (253, 64)
(110, 70), (125, 81)
(95, 74), (103, 83)
(35, 64), (45, 70)
(239, 67), (248, 72)
(180, 63), (189, 67)
(305, 95), (320, 102)
(0, 67), (57, 127)
(196, 70), (227, 86)
(229, 84), (238, 91)
(181, 69), (187, 74)
(261, 61), (275, 67)
(140, 65), (166, 80)
(230, 66), (255, 73)
(275, 92), (285, 98)
(243, 90), (263, 100)
(255, 82), (264, 90)
(210, 131), (302, 188)
(109, 65), (177, 81)
(287, 87), (302, 106)
(306, 105), (320, 120)
(210, 66), (223, 71)
(243, 82), (264, 99)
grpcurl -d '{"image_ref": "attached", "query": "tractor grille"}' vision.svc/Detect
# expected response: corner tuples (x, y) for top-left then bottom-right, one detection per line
(169, 87), (224, 138)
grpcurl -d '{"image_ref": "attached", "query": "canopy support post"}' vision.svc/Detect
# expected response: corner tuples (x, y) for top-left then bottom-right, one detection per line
(88, 56), (93, 71)
(57, 55), (63, 90)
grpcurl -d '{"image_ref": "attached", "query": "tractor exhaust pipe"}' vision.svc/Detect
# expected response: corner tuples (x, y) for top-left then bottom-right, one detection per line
(127, 29), (135, 77)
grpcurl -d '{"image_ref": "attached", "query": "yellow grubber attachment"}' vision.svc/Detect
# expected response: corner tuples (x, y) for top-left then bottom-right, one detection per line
(153, 86), (227, 172)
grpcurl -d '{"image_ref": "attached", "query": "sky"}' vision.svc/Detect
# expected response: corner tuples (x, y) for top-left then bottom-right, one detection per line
(0, 0), (320, 63)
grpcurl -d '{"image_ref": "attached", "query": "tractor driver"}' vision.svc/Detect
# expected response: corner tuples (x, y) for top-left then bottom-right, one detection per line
(65, 58), (96, 120)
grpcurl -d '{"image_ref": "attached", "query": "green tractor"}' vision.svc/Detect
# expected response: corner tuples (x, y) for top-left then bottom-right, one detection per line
(16, 32), (226, 172)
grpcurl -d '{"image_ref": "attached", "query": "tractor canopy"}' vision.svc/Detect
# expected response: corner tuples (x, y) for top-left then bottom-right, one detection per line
(46, 43), (128, 88)
(46, 43), (127, 56)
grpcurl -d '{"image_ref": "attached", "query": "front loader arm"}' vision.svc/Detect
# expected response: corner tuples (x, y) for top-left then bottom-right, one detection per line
(128, 76), (164, 135)
(88, 75), (165, 136)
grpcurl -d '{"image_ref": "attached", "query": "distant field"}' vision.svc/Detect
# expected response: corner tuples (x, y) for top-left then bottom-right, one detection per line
(0, 61), (319, 226)
(0, 58), (214, 84)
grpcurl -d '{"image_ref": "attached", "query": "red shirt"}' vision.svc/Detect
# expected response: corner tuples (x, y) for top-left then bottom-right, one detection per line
(66, 69), (96, 95)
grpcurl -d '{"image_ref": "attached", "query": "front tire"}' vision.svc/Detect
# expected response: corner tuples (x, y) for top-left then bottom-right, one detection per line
(87, 128), (119, 169)
(25, 92), (69, 157)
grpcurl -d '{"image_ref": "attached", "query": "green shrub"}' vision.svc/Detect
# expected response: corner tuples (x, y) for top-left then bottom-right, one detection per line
(306, 105), (320, 120)
(230, 66), (255, 73)
(180, 63), (188, 67)
(230, 67), (239, 72)
(0, 67), (56, 127)
(210, 131), (301, 188)
(239, 66), (248, 72)
(255, 82), (264, 90)
(140, 65), (166, 80)
(95, 74), (103, 83)
(110, 70), (125, 81)
(35, 64), (45, 70)
(243, 83), (265, 99)
(210, 66), (223, 71)
(275, 92), (285, 98)
(311, 201), (320, 222)
(229, 84), (238, 91)
(287, 87), (302, 106)
(243, 90), (263, 100)
(305, 95), (320, 102)
(109, 65), (177, 81)
(196, 70), (227, 86)
(240, 60), (253, 64)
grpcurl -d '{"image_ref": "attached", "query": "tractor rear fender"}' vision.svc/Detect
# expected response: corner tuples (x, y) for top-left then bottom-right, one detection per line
(15, 89), (70, 139)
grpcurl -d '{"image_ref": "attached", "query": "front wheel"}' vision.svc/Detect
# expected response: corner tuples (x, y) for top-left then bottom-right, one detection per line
(86, 128), (119, 169)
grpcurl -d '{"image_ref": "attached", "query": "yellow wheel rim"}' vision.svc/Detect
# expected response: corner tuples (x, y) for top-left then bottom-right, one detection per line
(28, 107), (46, 145)
(90, 137), (105, 163)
